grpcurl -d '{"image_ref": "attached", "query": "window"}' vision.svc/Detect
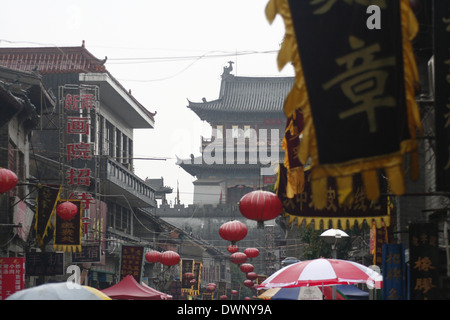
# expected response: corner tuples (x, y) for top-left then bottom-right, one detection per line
(215, 125), (223, 139)
(232, 125), (239, 139)
(244, 125), (251, 139)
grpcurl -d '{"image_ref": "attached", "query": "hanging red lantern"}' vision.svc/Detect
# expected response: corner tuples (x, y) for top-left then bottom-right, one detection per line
(227, 244), (239, 254)
(231, 290), (238, 295)
(244, 280), (254, 288)
(184, 272), (194, 280)
(239, 190), (283, 228)
(239, 263), (254, 273)
(190, 279), (197, 285)
(206, 283), (216, 292)
(230, 252), (247, 264)
(219, 220), (247, 244)
(160, 251), (180, 266)
(220, 295), (228, 300)
(56, 201), (78, 221)
(145, 251), (161, 263)
(0, 168), (18, 193)
(244, 248), (259, 259)
(246, 272), (258, 280)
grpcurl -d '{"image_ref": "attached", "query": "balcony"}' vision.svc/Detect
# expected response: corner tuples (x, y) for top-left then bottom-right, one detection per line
(100, 157), (156, 208)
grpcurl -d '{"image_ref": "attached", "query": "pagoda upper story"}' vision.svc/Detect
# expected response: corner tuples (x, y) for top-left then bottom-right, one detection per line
(187, 62), (294, 153)
(188, 61), (293, 124)
(179, 63), (294, 204)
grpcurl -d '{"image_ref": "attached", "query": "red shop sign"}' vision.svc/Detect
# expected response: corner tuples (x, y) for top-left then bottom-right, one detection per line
(0, 257), (25, 300)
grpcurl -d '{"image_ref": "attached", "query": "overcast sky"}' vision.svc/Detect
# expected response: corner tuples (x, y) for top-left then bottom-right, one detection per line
(1, 0), (294, 204)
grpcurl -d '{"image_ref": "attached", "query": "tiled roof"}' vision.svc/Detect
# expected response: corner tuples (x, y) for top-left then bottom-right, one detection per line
(0, 45), (107, 74)
(187, 75), (293, 119)
(0, 44), (155, 121)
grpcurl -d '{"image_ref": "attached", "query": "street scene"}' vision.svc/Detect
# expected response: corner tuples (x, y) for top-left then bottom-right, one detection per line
(0, 0), (448, 305)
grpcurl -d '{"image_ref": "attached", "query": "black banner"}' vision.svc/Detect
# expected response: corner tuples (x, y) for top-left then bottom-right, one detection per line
(181, 259), (194, 290)
(277, 164), (389, 228)
(288, 0), (407, 165)
(433, 0), (450, 191)
(409, 223), (440, 300)
(53, 199), (82, 252)
(25, 252), (64, 276)
(35, 185), (61, 247)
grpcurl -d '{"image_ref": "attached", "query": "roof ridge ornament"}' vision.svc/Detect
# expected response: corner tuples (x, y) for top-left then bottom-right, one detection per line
(221, 61), (234, 78)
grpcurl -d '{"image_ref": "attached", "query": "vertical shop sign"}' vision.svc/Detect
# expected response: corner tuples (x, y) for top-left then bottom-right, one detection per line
(53, 199), (82, 252)
(409, 223), (439, 300)
(60, 85), (99, 239)
(35, 185), (62, 248)
(434, 0), (450, 191)
(0, 257), (25, 300)
(119, 245), (144, 283)
(181, 259), (194, 291)
(382, 244), (406, 300)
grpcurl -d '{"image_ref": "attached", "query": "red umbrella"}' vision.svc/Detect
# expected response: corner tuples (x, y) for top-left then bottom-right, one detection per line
(258, 258), (382, 289)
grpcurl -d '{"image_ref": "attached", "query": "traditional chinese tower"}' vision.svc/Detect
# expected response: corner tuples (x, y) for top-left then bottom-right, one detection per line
(178, 62), (293, 205)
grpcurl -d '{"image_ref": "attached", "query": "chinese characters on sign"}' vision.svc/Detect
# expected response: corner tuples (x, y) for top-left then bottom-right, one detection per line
(25, 252), (64, 276)
(72, 245), (101, 263)
(370, 222), (388, 266)
(181, 259), (194, 291)
(277, 164), (388, 229)
(0, 258), (25, 300)
(409, 223), (439, 300)
(35, 185), (62, 248)
(59, 86), (99, 249)
(53, 199), (82, 252)
(120, 245), (144, 283)
(382, 244), (406, 300)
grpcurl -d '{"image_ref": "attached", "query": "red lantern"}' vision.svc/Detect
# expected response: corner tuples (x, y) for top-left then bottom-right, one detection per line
(206, 283), (216, 292)
(145, 251), (161, 263)
(239, 263), (254, 273)
(230, 252), (247, 264)
(184, 272), (194, 280)
(244, 280), (254, 288)
(239, 190), (283, 228)
(0, 168), (18, 193)
(244, 248), (259, 259)
(160, 251), (180, 266)
(227, 244), (239, 254)
(220, 295), (228, 300)
(246, 272), (258, 280)
(231, 290), (238, 295)
(190, 279), (197, 285)
(56, 201), (78, 221)
(219, 220), (247, 244)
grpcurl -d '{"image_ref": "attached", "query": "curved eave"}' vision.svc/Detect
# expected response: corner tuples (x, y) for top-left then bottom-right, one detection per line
(80, 73), (155, 128)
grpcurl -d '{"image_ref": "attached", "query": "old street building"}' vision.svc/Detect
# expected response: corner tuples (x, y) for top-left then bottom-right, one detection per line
(0, 43), (226, 294)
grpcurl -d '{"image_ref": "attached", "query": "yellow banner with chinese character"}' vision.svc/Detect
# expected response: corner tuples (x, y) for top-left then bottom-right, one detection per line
(267, 0), (421, 209)
(276, 163), (391, 230)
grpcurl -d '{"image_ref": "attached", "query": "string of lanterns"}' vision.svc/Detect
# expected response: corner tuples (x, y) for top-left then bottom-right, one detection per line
(145, 250), (180, 266)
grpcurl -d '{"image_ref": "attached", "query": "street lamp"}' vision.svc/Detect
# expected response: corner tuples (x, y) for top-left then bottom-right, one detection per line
(320, 228), (349, 259)
(320, 228), (349, 300)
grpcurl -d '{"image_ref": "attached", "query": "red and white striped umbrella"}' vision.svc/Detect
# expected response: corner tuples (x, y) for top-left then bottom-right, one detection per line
(258, 258), (382, 289)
